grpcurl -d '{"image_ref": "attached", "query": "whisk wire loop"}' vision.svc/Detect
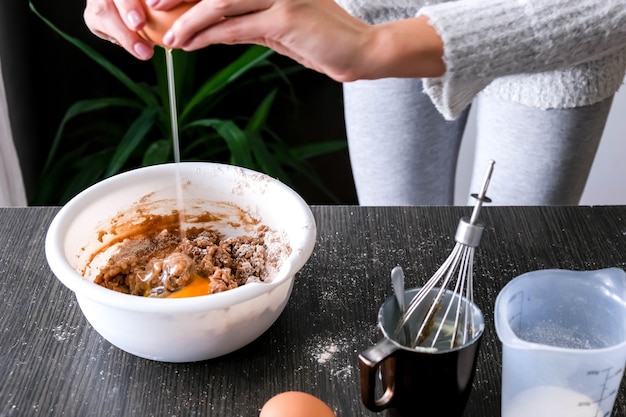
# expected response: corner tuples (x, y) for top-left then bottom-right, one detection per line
(402, 245), (460, 345)
(394, 160), (494, 350)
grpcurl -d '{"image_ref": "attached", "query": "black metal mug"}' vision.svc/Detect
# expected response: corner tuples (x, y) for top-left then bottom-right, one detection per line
(359, 288), (484, 417)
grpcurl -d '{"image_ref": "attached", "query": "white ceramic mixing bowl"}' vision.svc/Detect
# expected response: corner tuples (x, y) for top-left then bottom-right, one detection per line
(45, 162), (316, 362)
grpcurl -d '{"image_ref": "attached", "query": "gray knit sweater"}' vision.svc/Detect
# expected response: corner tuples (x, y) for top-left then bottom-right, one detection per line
(337, 0), (626, 119)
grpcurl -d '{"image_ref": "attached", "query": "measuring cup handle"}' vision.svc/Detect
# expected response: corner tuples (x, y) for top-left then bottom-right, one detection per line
(358, 338), (398, 412)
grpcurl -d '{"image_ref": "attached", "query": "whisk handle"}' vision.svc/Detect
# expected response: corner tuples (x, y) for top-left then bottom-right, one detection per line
(469, 160), (495, 225)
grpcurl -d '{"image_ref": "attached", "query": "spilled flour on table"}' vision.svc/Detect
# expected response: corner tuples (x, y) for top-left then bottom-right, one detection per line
(52, 324), (79, 342)
(314, 342), (339, 364)
(307, 334), (357, 381)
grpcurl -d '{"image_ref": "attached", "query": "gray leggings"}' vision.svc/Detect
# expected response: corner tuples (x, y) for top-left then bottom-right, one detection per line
(343, 78), (613, 205)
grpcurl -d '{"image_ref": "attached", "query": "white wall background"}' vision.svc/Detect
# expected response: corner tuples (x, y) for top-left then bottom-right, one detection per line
(455, 80), (626, 205)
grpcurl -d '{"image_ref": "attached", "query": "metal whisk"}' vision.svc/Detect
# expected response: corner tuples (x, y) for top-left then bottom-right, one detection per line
(395, 160), (495, 350)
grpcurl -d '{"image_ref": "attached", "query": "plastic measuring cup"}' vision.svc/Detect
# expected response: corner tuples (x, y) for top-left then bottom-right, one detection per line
(495, 268), (626, 417)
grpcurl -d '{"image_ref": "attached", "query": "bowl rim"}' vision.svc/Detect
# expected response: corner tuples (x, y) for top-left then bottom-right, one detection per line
(45, 162), (317, 313)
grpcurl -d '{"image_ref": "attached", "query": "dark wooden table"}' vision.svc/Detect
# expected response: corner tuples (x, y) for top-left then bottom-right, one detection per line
(1, 206), (625, 416)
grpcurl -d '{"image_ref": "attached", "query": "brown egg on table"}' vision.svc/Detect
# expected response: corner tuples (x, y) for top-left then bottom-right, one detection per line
(260, 391), (336, 417)
(138, 0), (197, 47)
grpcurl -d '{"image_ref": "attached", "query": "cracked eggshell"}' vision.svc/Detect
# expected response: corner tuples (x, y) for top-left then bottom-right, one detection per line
(138, 0), (197, 47)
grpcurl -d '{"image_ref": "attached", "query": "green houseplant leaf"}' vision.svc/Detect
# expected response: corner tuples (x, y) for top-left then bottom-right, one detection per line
(105, 107), (159, 176)
(180, 46), (274, 123)
(42, 97), (142, 173)
(30, 3), (159, 108)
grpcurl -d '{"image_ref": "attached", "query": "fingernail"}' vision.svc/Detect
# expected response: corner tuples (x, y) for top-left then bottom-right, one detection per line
(162, 30), (175, 47)
(134, 42), (153, 60)
(127, 10), (142, 29)
(145, 0), (159, 6)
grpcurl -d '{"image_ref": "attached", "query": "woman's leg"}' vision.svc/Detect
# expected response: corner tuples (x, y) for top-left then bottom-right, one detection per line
(469, 95), (614, 205)
(343, 78), (469, 205)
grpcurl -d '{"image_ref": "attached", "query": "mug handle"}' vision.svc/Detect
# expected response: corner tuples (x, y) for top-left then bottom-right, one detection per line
(358, 338), (398, 411)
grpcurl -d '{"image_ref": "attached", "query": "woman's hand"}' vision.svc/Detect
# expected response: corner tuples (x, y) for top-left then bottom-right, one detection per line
(154, 0), (374, 81)
(84, 0), (154, 60)
(84, 0), (445, 81)
(161, 0), (444, 81)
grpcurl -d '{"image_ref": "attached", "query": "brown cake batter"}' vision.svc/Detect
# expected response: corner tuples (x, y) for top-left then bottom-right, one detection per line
(94, 224), (279, 298)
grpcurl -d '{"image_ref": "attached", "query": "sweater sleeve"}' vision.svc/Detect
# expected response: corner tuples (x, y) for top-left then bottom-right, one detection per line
(418, 0), (626, 119)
